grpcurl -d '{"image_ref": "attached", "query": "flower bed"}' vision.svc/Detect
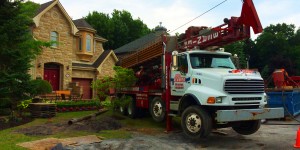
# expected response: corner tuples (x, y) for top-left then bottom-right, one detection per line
(56, 100), (100, 112)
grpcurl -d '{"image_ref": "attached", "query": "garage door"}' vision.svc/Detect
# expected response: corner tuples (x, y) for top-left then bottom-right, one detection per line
(72, 78), (93, 99)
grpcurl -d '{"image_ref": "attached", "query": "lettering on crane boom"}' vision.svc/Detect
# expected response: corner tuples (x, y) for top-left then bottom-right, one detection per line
(183, 32), (219, 48)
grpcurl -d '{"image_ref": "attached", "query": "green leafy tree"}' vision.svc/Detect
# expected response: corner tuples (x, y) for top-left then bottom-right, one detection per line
(254, 23), (299, 76)
(92, 66), (137, 109)
(113, 66), (137, 89)
(224, 41), (247, 68)
(92, 76), (113, 101)
(85, 9), (151, 50)
(0, 0), (49, 109)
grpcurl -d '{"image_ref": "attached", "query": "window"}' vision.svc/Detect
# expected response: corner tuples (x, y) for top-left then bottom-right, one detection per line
(178, 54), (188, 73)
(190, 54), (235, 69)
(86, 35), (91, 52)
(50, 31), (58, 47)
(79, 38), (82, 51)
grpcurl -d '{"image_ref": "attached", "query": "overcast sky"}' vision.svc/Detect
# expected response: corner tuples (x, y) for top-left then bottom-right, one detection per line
(31, 0), (300, 38)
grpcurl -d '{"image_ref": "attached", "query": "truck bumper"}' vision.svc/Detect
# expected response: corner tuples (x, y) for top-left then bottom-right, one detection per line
(215, 108), (284, 122)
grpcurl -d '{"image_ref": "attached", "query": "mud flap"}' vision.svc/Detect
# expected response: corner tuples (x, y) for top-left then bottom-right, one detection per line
(216, 108), (284, 122)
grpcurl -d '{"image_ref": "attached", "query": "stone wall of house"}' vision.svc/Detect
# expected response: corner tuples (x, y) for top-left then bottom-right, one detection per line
(72, 69), (96, 79)
(98, 55), (116, 78)
(90, 41), (105, 63)
(32, 5), (73, 89)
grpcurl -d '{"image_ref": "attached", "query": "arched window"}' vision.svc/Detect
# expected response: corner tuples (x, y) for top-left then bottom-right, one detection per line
(86, 35), (91, 52)
(50, 31), (58, 47)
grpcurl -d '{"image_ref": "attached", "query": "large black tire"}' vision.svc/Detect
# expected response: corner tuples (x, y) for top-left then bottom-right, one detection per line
(232, 120), (261, 135)
(117, 94), (127, 116)
(119, 105), (127, 116)
(127, 99), (137, 118)
(150, 97), (166, 122)
(181, 106), (212, 139)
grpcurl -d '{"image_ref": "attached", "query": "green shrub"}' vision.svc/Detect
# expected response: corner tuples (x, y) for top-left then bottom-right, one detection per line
(29, 79), (52, 97)
(0, 98), (11, 109)
(56, 100), (100, 108)
(17, 99), (32, 110)
(111, 95), (132, 109)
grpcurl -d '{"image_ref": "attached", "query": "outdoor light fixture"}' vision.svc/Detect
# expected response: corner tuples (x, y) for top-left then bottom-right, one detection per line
(38, 63), (41, 68)
(66, 65), (69, 70)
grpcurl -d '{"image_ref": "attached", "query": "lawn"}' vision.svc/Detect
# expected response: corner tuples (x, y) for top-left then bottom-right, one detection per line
(0, 110), (169, 149)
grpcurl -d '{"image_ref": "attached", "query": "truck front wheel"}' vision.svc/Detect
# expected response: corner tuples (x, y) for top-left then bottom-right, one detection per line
(232, 120), (261, 135)
(150, 97), (166, 122)
(181, 106), (212, 139)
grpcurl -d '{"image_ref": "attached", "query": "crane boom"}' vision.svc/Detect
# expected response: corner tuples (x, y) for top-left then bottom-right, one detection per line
(178, 0), (262, 50)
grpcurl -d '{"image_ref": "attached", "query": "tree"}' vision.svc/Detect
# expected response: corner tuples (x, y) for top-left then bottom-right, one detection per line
(254, 23), (299, 76)
(85, 10), (151, 50)
(0, 0), (48, 108)
(92, 66), (136, 109)
(224, 41), (247, 68)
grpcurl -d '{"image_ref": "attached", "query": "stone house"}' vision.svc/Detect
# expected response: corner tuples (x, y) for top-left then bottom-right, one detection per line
(29, 0), (118, 99)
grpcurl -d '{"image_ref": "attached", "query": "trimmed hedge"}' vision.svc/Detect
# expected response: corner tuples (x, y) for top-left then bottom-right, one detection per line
(54, 100), (101, 112)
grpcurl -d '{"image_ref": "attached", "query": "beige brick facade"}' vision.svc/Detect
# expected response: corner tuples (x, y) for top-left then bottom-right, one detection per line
(29, 0), (118, 99)
(32, 5), (73, 89)
(98, 55), (117, 78)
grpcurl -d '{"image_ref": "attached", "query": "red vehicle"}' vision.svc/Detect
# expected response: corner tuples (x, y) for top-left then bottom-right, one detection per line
(116, 0), (284, 139)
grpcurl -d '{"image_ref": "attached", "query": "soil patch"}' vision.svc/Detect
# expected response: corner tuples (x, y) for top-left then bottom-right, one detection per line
(16, 116), (122, 136)
(68, 116), (122, 132)
(0, 116), (34, 131)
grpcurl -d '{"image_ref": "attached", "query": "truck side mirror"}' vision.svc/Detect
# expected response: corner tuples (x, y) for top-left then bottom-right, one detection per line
(172, 51), (178, 71)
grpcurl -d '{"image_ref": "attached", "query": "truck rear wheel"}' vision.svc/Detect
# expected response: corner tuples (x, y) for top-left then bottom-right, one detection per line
(118, 94), (127, 116)
(127, 99), (137, 118)
(232, 120), (261, 135)
(181, 106), (212, 139)
(119, 105), (127, 115)
(150, 97), (166, 122)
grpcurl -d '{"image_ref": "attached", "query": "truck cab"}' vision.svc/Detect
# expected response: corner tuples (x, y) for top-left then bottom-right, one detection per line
(169, 49), (283, 138)
(171, 49), (266, 107)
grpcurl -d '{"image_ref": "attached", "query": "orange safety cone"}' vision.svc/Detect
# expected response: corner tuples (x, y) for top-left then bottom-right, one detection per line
(294, 127), (300, 148)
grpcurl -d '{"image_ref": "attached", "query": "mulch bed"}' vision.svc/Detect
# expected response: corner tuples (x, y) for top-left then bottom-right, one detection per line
(15, 116), (122, 136)
(0, 116), (34, 131)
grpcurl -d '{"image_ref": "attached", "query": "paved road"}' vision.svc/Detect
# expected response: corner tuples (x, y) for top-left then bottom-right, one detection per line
(63, 119), (300, 150)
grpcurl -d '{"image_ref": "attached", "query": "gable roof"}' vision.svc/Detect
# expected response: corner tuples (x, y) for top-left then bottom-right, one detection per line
(73, 18), (97, 33)
(114, 30), (165, 54)
(35, 0), (54, 16)
(33, 0), (79, 35)
(72, 50), (118, 68)
(73, 18), (94, 29)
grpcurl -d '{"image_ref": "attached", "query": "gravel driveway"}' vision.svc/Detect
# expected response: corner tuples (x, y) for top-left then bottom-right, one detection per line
(63, 120), (299, 150)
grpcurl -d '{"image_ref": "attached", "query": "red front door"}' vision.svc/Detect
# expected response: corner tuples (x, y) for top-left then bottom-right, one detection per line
(44, 68), (60, 91)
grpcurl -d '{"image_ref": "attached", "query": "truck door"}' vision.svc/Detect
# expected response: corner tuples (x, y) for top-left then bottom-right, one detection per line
(171, 54), (191, 96)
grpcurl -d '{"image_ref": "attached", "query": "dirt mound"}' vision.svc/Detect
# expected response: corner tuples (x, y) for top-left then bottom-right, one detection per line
(16, 123), (67, 136)
(16, 116), (122, 136)
(69, 116), (122, 132)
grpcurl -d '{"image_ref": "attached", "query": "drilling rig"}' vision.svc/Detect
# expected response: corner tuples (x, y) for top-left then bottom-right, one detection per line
(115, 0), (284, 139)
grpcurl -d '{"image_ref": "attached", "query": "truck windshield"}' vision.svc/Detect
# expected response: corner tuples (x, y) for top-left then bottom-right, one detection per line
(190, 54), (235, 69)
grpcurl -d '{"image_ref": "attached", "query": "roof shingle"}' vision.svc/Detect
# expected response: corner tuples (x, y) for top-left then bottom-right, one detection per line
(73, 18), (95, 30)
(114, 30), (165, 54)
(35, 0), (55, 16)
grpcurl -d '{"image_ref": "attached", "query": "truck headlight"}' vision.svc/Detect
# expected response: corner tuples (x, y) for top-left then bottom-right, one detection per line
(216, 97), (222, 103)
(207, 97), (222, 104)
(264, 95), (268, 103)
